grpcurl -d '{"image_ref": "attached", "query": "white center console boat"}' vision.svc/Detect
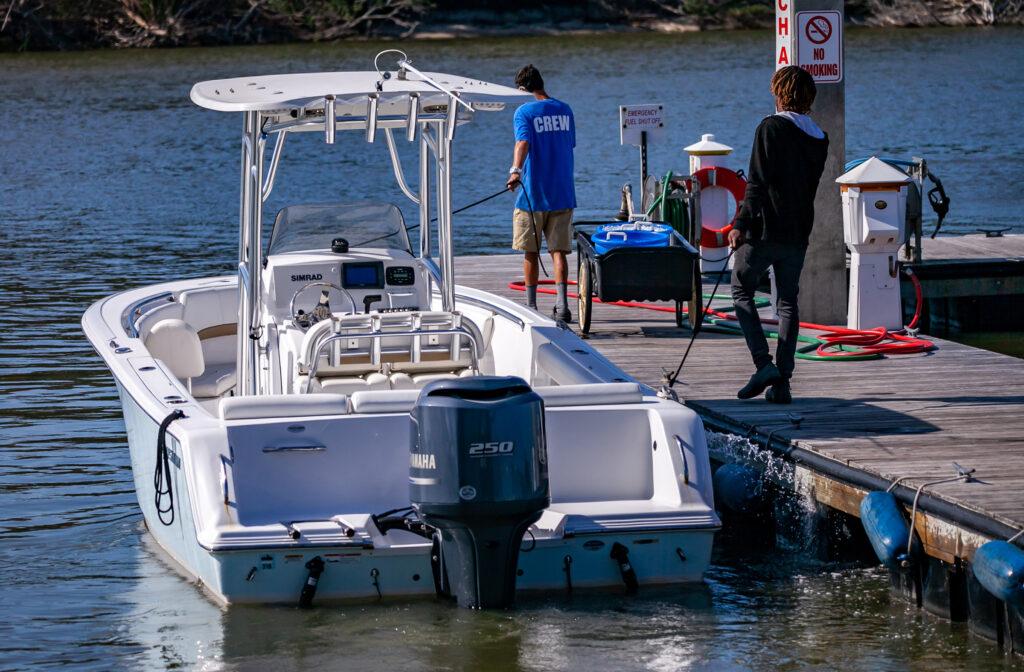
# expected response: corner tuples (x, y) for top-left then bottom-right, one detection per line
(82, 53), (720, 607)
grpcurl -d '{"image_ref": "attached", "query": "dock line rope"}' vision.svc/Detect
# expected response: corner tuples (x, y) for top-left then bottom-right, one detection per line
(664, 249), (734, 387)
(904, 465), (977, 558)
(353, 186), (514, 248)
(154, 409), (186, 526)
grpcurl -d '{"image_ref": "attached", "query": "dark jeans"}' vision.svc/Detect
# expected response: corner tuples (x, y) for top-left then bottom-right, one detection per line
(730, 241), (808, 380)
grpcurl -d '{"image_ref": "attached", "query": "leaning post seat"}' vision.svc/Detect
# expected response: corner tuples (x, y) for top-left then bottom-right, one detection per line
(297, 309), (481, 393)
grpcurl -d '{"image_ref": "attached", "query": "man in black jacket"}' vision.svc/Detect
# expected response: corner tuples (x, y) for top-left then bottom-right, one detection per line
(728, 66), (829, 404)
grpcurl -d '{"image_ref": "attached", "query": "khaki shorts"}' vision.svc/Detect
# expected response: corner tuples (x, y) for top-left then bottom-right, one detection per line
(513, 208), (573, 253)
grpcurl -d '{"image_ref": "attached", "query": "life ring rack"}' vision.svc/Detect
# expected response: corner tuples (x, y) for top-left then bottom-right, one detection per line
(690, 166), (747, 248)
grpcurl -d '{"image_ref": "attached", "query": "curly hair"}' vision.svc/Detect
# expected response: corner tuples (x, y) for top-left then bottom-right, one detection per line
(515, 65), (544, 93)
(771, 66), (816, 114)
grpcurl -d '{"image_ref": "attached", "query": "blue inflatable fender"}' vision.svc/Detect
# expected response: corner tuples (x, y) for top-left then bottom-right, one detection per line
(860, 491), (921, 568)
(713, 463), (767, 514)
(972, 540), (1024, 606)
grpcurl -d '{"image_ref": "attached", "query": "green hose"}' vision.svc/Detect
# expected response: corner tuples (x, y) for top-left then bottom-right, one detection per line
(647, 170), (883, 363)
(701, 293), (881, 361)
(647, 170), (689, 236)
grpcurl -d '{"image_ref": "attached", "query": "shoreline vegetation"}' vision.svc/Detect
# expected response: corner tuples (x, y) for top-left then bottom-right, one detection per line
(1, 0), (1020, 52)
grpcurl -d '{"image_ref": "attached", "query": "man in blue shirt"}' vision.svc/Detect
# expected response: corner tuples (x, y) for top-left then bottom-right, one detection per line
(506, 65), (577, 322)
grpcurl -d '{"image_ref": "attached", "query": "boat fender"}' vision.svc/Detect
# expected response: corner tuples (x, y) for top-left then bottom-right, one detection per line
(563, 554), (573, 594)
(154, 410), (186, 527)
(690, 166), (747, 249)
(610, 542), (639, 593)
(972, 541), (1024, 607)
(859, 491), (920, 568)
(712, 463), (767, 514)
(298, 556), (325, 608)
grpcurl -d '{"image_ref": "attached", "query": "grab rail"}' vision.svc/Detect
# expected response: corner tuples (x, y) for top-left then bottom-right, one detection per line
(303, 326), (481, 393)
(122, 292), (174, 338)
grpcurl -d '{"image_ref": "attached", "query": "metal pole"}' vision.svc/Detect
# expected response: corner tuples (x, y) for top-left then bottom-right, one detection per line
(418, 126), (431, 261)
(435, 120), (455, 312)
(249, 122), (265, 395)
(261, 130), (287, 203)
(640, 130), (648, 189)
(237, 111), (256, 396)
(443, 133), (455, 312)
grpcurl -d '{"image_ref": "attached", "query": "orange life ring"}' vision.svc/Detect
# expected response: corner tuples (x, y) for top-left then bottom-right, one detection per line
(691, 166), (747, 248)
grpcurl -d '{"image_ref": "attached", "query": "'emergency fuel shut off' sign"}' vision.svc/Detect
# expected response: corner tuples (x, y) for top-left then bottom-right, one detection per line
(619, 104), (665, 146)
(776, 0), (843, 83)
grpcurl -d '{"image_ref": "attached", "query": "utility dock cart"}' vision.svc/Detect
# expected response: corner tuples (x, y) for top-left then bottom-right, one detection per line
(574, 222), (700, 334)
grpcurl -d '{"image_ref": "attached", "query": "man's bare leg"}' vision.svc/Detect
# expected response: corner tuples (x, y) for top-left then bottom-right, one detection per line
(523, 251), (539, 308)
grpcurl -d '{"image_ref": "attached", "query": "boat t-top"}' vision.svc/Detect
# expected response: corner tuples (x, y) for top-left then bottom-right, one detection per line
(82, 51), (720, 607)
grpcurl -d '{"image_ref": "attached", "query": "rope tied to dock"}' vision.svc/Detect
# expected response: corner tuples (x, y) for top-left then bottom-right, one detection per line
(903, 464), (977, 558)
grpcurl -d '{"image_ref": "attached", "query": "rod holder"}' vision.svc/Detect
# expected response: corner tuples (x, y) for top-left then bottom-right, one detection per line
(324, 95), (336, 144)
(366, 93), (380, 144)
(406, 93), (420, 142)
(445, 96), (458, 142)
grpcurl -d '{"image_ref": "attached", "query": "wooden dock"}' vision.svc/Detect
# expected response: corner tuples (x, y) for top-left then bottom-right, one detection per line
(904, 232), (1024, 300)
(456, 252), (1024, 561)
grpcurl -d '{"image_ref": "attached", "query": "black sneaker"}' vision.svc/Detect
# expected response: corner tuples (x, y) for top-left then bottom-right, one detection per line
(552, 305), (572, 323)
(765, 380), (792, 404)
(737, 363), (782, 400)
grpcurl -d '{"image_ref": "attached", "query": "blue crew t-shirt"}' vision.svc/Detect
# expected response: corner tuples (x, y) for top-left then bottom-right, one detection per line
(513, 98), (577, 212)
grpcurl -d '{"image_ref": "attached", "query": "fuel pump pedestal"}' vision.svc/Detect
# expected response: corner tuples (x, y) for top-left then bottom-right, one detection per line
(837, 157), (913, 330)
(684, 134), (735, 274)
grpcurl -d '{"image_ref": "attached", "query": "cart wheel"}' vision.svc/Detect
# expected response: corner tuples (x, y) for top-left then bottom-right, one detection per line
(675, 300), (684, 328)
(577, 259), (593, 335)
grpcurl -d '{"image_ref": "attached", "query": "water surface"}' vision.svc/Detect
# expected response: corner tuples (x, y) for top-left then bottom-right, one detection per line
(1, 28), (1023, 670)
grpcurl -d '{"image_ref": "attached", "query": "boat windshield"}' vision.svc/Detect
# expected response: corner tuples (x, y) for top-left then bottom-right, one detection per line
(267, 202), (412, 255)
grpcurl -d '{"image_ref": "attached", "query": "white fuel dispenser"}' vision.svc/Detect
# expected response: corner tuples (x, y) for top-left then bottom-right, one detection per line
(837, 157), (914, 330)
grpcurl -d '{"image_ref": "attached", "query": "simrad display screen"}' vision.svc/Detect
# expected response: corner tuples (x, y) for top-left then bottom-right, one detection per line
(342, 262), (384, 289)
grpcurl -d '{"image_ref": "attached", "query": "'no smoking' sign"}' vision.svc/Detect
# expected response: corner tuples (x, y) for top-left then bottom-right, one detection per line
(796, 10), (842, 82)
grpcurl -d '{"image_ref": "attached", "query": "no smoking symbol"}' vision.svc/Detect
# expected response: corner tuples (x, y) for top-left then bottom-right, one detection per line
(805, 15), (832, 44)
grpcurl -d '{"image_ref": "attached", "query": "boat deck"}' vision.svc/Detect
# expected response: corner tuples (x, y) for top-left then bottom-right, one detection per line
(455, 252), (1024, 555)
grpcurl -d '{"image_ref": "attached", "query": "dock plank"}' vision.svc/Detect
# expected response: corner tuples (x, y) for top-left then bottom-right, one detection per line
(455, 253), (1024, 534)
(915, 233), (1024, 262)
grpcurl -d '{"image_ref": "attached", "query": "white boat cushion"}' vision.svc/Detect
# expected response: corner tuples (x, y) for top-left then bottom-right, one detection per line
(191, 362), (237, 398)
(319, 372), (389, 395)
(219, 393), (349, 420)
(180, 286), (237, 333)
(536, 382), (643, 407)
(389, 372), (416, 390)
(348, 382), (643, 415)
(349, 389), (420, 414)
(144, 318), (205, 380)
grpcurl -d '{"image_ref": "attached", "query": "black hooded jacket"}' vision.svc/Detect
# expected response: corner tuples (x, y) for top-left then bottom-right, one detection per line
(734, 115), (829, 245)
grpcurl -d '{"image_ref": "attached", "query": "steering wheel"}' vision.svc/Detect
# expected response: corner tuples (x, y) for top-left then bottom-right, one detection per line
(289, 281), (358, 329)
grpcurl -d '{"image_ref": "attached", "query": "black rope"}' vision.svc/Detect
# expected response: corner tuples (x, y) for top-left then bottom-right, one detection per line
(664, 248), (735, 388)
(518, 185), (550, 278)
(352, 187), (513, 248)
(154, 410), (186, 526)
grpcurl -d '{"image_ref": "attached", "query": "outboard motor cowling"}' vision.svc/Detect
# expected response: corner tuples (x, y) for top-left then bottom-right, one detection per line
(410, 376), (549, 609)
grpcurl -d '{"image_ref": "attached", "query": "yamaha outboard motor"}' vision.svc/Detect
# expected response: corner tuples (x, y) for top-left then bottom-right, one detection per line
(410, 376), (549, 609)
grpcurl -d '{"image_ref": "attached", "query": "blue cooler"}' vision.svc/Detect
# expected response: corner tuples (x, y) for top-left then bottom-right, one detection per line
(592, 222), (673, 255)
